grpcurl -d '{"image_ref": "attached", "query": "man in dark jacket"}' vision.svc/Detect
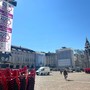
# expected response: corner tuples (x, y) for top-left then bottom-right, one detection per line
(63, 69), (68, 80)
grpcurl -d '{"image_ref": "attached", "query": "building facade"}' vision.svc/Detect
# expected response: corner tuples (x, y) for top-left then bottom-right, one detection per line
(2, 44), (89, 69)
(74, 50), (85, 68)
(35, 52), (46, 68)
(0, 45), (36, 68)
(45, 52), (57, 68)
(56, 47), (75, 69)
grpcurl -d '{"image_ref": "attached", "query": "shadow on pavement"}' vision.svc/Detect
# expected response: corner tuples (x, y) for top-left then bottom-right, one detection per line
(67, 79), (74, 81)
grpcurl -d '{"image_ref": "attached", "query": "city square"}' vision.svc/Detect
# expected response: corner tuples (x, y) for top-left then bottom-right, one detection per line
(0, 0), (90, 90)
(35, 71), (90, 90)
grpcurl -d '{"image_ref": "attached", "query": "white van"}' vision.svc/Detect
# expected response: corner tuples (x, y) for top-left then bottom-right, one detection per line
(36, 67), (50, 75)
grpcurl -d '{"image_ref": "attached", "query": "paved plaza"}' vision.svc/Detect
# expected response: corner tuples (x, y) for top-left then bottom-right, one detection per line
(34, 71), (90, 90)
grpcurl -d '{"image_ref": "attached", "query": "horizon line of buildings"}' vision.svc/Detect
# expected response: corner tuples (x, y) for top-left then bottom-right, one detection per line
(0, 45), (75, 69)
(0, 38), (90, 69)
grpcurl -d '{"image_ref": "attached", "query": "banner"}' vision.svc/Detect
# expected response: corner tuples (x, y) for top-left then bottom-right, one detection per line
(0, 0), (14, 52)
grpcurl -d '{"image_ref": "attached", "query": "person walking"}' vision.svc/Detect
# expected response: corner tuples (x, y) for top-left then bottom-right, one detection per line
(60, 69), (62, 74)
(63, 69), (68, 80)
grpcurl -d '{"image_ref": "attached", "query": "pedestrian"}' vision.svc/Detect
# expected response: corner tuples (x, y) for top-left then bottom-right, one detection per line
(60, 69), (62, 74)
(63, 69), (68, 80)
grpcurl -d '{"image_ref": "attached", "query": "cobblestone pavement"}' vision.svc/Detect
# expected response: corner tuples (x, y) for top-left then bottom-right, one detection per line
(34, 71), (90, 90)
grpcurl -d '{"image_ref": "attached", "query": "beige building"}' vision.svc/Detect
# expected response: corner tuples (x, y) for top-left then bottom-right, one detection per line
(35, 52), (46, 68)
(10, 46), (36, 68)
(45, 52), (57, 68)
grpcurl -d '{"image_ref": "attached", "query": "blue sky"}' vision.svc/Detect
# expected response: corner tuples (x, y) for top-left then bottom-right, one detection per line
(12, 0), (90, 52)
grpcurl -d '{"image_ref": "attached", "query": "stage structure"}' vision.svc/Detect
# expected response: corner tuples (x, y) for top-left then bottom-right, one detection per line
(0, 0), (17, 52)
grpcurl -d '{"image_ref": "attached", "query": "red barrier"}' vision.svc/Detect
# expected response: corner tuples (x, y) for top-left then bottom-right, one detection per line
(84, 68), (90, 73)
(0, 67), (36, 90)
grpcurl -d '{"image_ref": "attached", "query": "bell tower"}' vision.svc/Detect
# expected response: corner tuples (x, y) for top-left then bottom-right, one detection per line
(85, 38), (90, 67)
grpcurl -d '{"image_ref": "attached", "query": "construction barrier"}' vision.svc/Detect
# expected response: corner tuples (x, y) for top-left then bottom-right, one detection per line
(0, 67), (36, 90)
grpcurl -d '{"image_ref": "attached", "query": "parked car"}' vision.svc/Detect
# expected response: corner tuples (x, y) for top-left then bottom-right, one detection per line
(36, 66), (50, 75)
(68, 68), (73, 73)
